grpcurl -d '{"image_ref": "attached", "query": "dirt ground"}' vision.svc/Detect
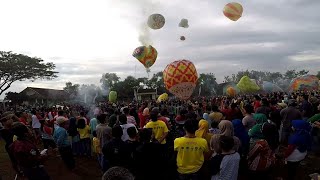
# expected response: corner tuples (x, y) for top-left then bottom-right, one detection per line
(1, 139), (320, 180)
(0, 141), (102, 180)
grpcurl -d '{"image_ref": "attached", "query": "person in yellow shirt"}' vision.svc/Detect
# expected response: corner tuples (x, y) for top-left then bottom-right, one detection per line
(92, 131), (103, 169)
(174, 119), (209, 179)
(145, 112), (169, 145)
(77, 118), (91, 157)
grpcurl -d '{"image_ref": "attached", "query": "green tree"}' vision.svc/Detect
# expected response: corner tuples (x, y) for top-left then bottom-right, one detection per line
(283, 69), (309, 79)
(4, 91), (28, 104)
(0, 51), (58, 95)
(147, 72), (166, 93)
(223, 76), (232, 83)
(195, 73), (218, 96)
(63, 82), (79, 97)
(100, 73), (120, 91)
(317, 71), (320, 79)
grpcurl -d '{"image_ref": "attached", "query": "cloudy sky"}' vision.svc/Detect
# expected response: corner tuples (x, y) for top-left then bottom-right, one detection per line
(0, 0), (319, 98)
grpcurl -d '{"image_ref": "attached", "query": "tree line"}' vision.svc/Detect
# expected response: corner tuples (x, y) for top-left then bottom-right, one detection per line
(1, 51), (320, 103)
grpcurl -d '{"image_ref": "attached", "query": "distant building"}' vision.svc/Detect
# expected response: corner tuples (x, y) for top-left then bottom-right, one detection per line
(134, 88), (157, 101)
(19, 87), (70, 106)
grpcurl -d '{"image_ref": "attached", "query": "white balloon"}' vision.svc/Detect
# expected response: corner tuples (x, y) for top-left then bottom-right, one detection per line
(147, 14), (165, 30)
(179, 19), (189, 28)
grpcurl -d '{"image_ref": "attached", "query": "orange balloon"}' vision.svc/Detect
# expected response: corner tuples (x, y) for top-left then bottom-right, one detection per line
(226, 87), (236, 96)
(163, 60), (198, 100)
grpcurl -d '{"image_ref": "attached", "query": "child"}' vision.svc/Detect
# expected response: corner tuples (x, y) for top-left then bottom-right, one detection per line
(77, 118), (91, 157)
(209, 121), (220, 135)
(40, 120), (57, 150)
(92, 131), (102, 169)
(211, 135), (240, 180)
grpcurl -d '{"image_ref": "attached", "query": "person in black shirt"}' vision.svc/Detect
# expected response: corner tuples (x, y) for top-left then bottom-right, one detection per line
(134, 128), (165, 180)
(125, 126), (140, 175)
(102, 126), (130, 171)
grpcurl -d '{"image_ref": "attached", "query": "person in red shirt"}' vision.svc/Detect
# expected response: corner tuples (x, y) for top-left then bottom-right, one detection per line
(253, 95), (262, 112)
(16, 111), (29, 126)
(10, 123), (50, 180)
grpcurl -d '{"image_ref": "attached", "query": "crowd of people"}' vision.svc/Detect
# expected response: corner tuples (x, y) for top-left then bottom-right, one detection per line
(0, 91), (320, 180)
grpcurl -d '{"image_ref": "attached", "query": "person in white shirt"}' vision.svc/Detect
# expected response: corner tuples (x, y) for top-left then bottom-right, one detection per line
(31, 110), (41, 142)
(119, 114), (137, 141)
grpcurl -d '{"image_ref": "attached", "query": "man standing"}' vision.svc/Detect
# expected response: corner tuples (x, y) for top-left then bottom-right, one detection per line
(280, 99), (302, 144)
(174, 119), (209, 180)
(53, 117), (75, 170)
(96, 114), (112, 172)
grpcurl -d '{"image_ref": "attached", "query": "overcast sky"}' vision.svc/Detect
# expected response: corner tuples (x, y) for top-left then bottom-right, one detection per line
(0, 0), (319, 98)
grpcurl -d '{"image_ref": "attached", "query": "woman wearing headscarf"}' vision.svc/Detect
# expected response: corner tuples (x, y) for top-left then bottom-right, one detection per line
(248, 113), (268, 146)
(203, 113), (211, 126)
(232, 119), (250, 156)
(210, 120), (240, 154)
(195, 120), (213, 145)
(285, 120), (312, 180)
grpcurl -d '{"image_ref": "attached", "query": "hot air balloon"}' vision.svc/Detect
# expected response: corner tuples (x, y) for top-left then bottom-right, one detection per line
(147, 14), (165, 30)
(179, 19), (189, 28)
(289, 75), (319, 92)
(237, 76), (260, 93)
(157, 93), (168, 102)
(109, 91), (117, 103)
(226, 87), (237, 96)
(180, 36), (186, 41)
(163, 60), (198, 100)
(132, 45), (158, 72)
(262, 81), (283, 93)
(222, 82), (239, 96)
(223, 2), (243, 21)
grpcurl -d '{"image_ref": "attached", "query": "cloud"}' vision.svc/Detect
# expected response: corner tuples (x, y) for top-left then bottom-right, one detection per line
(0, 0), (320, 98)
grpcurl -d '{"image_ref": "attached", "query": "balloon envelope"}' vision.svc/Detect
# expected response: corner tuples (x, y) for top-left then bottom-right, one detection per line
(223, 2), (243, 21)
(237, 76), (260, 93)
(222, 82), (239, 96)
(262, 81), (283, 93)
(109, 91), (117, 103)
(157, 93), (168, 102)
(132, 45), (158, 69)
(163, 60), (198, 100)
(289, 75), (319, 91)
(147, 14), (165, 30)
(179, 19), (189, 28)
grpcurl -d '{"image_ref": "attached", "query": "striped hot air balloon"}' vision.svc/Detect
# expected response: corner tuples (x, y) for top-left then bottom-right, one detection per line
(223, 2), (243, 21)
(163, 60), (198, 100)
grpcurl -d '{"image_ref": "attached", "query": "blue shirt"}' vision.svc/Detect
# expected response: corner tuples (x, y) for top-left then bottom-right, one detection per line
(53, 126), (70, 147)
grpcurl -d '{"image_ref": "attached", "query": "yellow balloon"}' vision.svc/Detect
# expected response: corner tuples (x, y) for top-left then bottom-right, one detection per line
(157, 93), (168, 102)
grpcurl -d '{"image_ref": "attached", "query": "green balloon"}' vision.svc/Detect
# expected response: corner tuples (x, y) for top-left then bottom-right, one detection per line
(109, 91), (117, 103)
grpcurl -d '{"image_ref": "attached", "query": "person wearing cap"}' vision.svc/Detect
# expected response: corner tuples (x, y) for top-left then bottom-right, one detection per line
(9, 123), (50, 180)
(53, 116), (75, 170)
(280, 99), (303, 144)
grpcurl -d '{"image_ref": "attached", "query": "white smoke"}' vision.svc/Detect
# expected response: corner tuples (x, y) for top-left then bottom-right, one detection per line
(138, 0), (159, 46)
